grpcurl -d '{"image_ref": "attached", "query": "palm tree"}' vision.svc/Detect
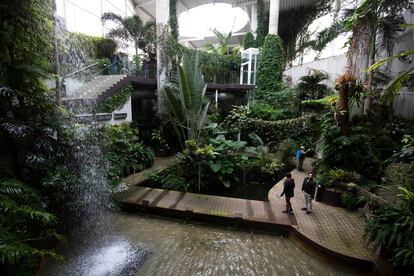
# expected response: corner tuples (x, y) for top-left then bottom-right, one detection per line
(368, 25), (414, 103)
(297, 69), (329, 100)
(205, 29), (233, 55)
(101, 13), (156, 58)
(164, 53), (209, 146)
(344, 0), (411, 114)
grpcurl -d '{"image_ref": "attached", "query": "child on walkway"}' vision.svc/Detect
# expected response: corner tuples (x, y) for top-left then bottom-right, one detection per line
(280, 173), (295, 214)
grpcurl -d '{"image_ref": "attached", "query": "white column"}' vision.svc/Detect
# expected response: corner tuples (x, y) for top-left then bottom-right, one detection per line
(268, 0), (280, 35)
(250, 4), (257, 33)
(156, 0), (170, 116)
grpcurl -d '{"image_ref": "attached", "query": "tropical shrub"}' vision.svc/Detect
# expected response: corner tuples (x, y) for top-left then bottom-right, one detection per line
(147, 167), (190, 192)
(241, 117), (308, 144)
(256, 34), (285, 96)
(302, 95), (338, 112)
(248, 102), (288, 121)
(179, 137), (250, 190)
(96, 38), (117, 59)
(341, 192), (364, 211)
(297, 69), (329, 100)
(0, 179), (63, 273)
(328, 169), (361, 184)
(243, 32), (256, 49)
(315, 115), (382, 180)
(0, 0), (77, 273)
(165, 53), (210, 146)
(365, 187), (414, 267)
(223, 105), (249, 137)
(104, 123), (154, 181)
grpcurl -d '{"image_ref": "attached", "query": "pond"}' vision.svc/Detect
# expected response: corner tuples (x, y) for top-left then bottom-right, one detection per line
(42, 212), (362, 276)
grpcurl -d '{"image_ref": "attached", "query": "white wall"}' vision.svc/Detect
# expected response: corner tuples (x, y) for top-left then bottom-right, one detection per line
(393, 90), (414, 119)
(284, 54), (347, 87)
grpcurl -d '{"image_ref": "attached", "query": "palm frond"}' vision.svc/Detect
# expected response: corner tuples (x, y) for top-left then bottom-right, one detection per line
(380, 64), (414, 103)
(377, 15), (405, 55)
(101, 12), (124, 25)
(0, 122), (31, 138)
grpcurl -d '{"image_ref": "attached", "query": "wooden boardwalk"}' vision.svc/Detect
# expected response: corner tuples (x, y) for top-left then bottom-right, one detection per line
(123, 156), (177, 186)
(268, 159), (374, 265)
(115, 157), (375, 270)
(114, 186), (297, 233)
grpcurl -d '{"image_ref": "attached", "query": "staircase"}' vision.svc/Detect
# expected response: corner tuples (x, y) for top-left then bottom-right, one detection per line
(65, 74), (128, 100)
(62, 74), (128, 115)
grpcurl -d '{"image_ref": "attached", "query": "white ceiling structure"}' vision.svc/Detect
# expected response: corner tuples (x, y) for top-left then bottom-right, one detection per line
(132, 0), (316, 49)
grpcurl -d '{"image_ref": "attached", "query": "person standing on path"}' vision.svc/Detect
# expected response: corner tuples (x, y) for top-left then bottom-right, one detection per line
(280, 173), (295, 214)
(110, 52), (120, 75)
(296, 146), (308, 171)
(301, 173), (316, 214)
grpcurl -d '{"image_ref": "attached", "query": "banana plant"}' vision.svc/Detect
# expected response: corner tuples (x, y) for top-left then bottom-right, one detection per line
(164, 52), (210, 146)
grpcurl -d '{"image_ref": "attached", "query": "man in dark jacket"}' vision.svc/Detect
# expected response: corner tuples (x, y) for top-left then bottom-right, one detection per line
(301, 173), (316, 214)
(280, 173), (295, 214)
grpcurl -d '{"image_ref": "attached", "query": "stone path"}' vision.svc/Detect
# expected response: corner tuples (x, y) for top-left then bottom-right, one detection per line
(268, 159), (374, 262)
(123, 156), (177, 186)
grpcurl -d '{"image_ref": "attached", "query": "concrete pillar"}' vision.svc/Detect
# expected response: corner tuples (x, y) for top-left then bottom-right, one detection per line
(250, 4), (257, 33)
(156, 0), (170, 116)
(268, 0), (280, 35)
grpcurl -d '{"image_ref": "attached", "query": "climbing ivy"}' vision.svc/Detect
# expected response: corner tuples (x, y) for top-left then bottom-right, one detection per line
(95, 84), (133, 113)
(169, 0), (179, 42)
(243, 32), (256, 49)
(255, 0), (268, 47)
(256, 34), (285, 95)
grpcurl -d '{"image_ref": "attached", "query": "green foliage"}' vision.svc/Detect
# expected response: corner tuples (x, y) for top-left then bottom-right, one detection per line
(316, 116), (382, 180)
(165, 53), (209, 146)
(297, 69), (329, 100)
(365, 187), (414, 267)
(249, 102), (290, 121)
(243, 32), (256, 49)
(242, 117), (308, 144)
(341, 192), (364, 211)
(96, 38), (117, 59)
(255, 0), (267, 47)
(179, 136), (250, 189)
(279, 3), (332, 62)
(204, 29), (234, 55)
(302, 95), (338, 111)
(166, 41), (240, 83)
(169, 0), (179, 42)
(101, 12), (156, 57)
(223, 105), (249, 135)
(328, 169), (361, 184)
(147, 167), (190, 192)
(0, 178), (63, 273)
(95, 84), (133, 113)
(256, 35), (285, 95)
(0, 1), (72, 272)
(104, 123), (154, 180)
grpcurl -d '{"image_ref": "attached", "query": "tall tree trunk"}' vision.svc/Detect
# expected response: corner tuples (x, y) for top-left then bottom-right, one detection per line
(364, 24), (377, 115)
(347, 13), (375, 80)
